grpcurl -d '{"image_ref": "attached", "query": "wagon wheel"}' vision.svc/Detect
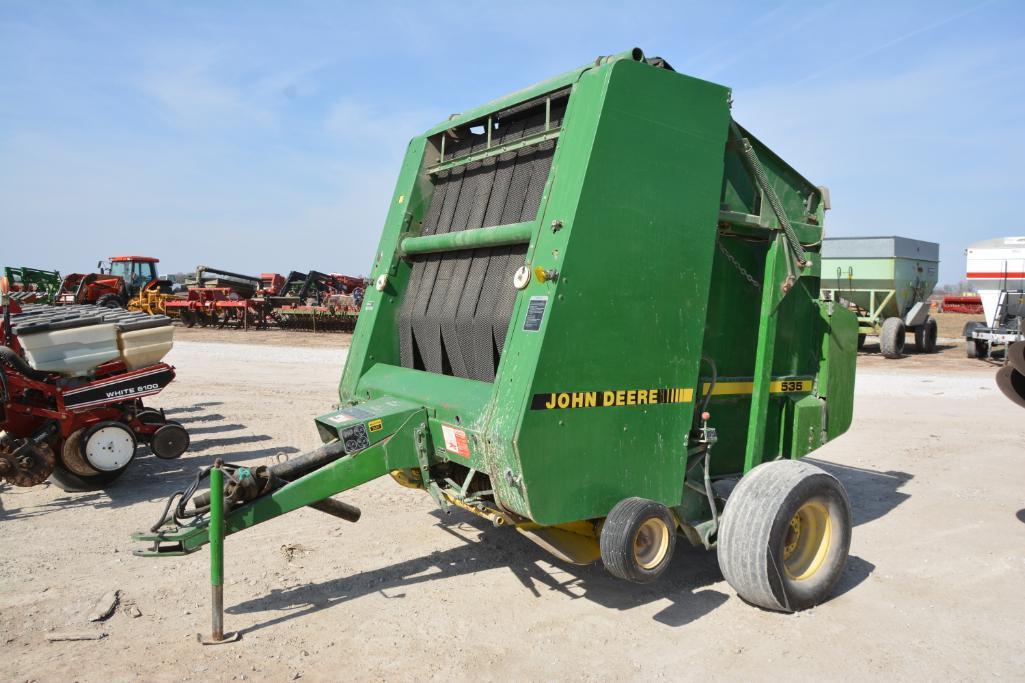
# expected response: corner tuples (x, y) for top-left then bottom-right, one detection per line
(718, 460), (852, 612)
(49, 422), (136, 492)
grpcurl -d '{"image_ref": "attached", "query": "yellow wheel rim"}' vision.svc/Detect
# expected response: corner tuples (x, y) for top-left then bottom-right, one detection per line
(782, 500), (832, 580)
(633, 517), (670, 570)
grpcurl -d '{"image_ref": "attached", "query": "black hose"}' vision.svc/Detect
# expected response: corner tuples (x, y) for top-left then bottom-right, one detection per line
(0, 346), (49, 381)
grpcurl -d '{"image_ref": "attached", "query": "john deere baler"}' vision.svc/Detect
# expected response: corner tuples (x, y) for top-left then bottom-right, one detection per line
(137, 48), (857, 617)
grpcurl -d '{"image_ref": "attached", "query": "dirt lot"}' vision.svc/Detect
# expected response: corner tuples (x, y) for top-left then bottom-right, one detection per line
(4, 317), (1024, 681)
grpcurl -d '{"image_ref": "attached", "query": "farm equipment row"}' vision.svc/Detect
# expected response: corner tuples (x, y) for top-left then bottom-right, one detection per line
(156, 267), (367, 332)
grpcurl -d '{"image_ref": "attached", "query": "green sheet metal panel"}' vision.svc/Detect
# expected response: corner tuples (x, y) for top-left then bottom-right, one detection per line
(504, 60), (732, 524)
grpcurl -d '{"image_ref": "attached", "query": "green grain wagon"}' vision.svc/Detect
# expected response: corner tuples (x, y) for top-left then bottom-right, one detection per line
(820, 236), (939, 358)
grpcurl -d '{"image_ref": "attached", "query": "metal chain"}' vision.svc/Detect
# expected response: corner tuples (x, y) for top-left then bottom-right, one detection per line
(717, 240), (762, 290)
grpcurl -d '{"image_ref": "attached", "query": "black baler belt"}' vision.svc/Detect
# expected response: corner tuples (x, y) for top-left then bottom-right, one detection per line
(399, 135), (554, 381)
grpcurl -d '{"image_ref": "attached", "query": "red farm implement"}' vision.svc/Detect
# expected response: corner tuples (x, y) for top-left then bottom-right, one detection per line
(268, 271), (367, 331)
(941, 295), (984, 314)
(0, 299), (190, 491)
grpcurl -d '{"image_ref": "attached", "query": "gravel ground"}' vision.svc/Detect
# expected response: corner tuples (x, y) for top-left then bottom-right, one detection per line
(2, 332), (1024, 681)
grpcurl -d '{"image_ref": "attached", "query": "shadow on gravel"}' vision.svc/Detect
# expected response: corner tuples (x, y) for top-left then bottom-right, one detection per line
(230, 509), (728, 632)
(227, 463), (906, 633)
(185, 423), (246, 436)
(806, 458), (912, 527)
(857, 341), (957, 358)
(0, 402), (299, 519)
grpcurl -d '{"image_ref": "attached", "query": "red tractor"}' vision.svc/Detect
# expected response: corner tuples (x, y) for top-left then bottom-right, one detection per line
(56, 256), (168, 308)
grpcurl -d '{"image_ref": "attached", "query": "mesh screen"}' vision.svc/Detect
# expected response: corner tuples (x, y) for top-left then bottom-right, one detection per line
(398, 91), (566, 382)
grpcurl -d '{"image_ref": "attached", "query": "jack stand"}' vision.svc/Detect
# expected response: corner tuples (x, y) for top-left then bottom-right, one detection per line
(198, 460), (239, 645)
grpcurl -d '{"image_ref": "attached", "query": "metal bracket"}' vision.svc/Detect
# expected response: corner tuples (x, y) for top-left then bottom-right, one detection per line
(414, 424), (446, 510)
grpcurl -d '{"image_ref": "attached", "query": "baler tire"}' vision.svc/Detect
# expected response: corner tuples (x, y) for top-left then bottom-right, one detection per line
(857, 334), (866, 351)
(600, 497), (676, 584)
(879, 317), (905, 358)
(150, 422), (190, 459)
(95, 293), (124, 309)
(717, 459), (852, 613)
(914, 317), (938, 354)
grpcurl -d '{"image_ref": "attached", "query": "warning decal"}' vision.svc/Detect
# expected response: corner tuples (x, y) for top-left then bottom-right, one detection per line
(530, 388), (693, 411)
(441, 425), (471, 458)
(523, 296), (548, 332)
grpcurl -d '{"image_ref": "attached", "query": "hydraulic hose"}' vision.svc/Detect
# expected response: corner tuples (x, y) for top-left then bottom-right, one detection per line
(0, 346), (49, 381)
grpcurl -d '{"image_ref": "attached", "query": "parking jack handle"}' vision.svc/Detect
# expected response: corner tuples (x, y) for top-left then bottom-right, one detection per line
(199, 460), (239, 644)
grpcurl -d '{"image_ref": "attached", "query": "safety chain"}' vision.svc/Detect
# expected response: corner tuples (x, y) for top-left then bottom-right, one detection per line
(717, 240), (762, 290)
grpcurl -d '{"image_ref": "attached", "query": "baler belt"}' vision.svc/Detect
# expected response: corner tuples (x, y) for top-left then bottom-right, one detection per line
(399, 115), (558, 382)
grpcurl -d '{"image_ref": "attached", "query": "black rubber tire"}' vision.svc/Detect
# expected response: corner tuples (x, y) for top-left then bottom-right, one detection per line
(1009, 341), (1025, 376)
(51, 425), (133, 492)
(600, 497), (677, 584)
(914, 317), (938, 354)
(150, 422), (190, 459)
(879, 317), (906, 358)
(59, 421), (136, 478)
(962, 320), (985, 337)
(717, 459), (852, 612)
(48, 463), (128, 492)
(857, 333), (866, 351)
(95, 293), (124, 309)
(967, 338), (978, 358)
(975, 339), (990, 359)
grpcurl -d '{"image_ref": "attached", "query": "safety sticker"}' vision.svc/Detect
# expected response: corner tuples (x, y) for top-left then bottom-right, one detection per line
(522, 296), (548, 332)
(368, 419), (383, 432)
(327, 413), (353, 424)
(441, 425), (471, 458)
(531, 388), (693, 410)
(341, 423), (370, 453)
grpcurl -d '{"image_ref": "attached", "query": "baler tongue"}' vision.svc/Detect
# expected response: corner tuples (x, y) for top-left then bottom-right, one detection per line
(133, 396), (428, 557)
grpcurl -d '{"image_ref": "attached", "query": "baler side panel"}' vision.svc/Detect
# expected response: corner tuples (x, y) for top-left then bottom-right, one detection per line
(339, 138), (430, 402)
(508, 61), (732, 525)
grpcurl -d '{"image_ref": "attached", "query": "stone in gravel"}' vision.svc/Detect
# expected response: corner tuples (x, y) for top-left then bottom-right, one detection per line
(87, 590), (120, 622)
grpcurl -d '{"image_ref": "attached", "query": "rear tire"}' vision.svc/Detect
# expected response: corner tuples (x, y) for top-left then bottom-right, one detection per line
(879, 317), (906, 358)
(914, 317), (938, 354)
(600, 497), (677, 584)
(718, 459), (852, 612)
(95, 293), (124, 309)
(857, 333), (866, 351)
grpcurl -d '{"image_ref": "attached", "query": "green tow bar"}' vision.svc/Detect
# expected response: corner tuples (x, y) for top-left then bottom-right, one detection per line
(199, 461), (239, 645)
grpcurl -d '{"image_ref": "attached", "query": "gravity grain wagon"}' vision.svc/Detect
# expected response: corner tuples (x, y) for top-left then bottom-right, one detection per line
(821, 236), (939, 358)
(136, 49), (857, 622)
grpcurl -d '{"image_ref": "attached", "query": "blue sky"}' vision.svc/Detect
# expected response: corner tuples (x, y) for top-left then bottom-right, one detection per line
(1, 0), (1021, 285)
